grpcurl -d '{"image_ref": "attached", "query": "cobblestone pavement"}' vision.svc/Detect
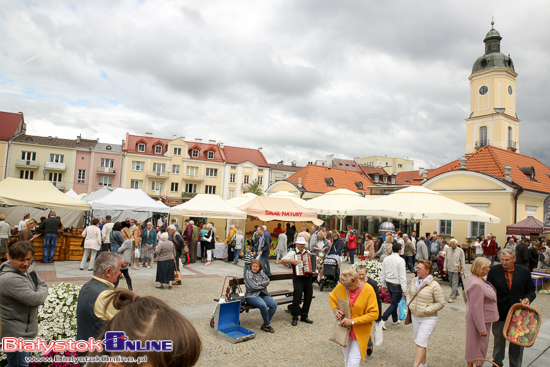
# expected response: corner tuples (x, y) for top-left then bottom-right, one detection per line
(37, 259), (550, 367)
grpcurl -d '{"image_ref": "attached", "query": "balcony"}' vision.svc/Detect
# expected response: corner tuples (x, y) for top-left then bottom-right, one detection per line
(45, 162), (66, 171)
(507, 140), (517, 151)
(15, 159), (40, 169)
(146, 170), (168, 178)
(474, 140), (490, 150)
(184, 173), (205, 181)
(97, 166), (116, 175)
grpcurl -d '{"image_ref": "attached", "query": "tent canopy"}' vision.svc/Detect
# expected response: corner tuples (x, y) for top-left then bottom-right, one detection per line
(81, 187), (117, 203)
(226, 193), (257, 207)
(267, 191), (309, 207)
(303, 188), (377, 216)
(170, 194), (246, 219)
(65, 189), (81, 199)
(236, 196), (322, 225)
(506, 217), (545, 234)
(0, 177), (90, 211)
(91, 188), (170, 214)
(357, 186), (500, 223)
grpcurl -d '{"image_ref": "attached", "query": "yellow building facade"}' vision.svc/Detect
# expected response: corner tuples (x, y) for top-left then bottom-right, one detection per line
(356, 155), (414, 174)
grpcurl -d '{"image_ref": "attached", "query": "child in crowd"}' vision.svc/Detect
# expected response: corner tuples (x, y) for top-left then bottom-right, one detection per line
(243, 245), (254, 277)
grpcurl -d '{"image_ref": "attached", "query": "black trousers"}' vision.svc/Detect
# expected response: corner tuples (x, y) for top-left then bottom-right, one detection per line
(175, 249), (182, 271)
(114, 268), (133, 291)
(227, 244), (234, 261)
(291, 276), (313, 319)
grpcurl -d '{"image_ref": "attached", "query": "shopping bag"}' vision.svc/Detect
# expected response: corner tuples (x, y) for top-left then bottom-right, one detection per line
(398, 296), (407, 321)
(134, 248), (140, 260)
(329, 298), (351, 347)
(373, 321), (383, 346)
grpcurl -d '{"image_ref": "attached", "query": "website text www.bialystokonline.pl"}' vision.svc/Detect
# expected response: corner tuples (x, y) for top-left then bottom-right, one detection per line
(26, 355), (148, 364)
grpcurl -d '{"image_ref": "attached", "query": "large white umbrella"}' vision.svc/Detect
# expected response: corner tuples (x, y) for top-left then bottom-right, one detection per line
(267, 191), (309, 207)
(303, 188), (377, 216)
(356, 186), (500, 223)
(171, 194), (246, 219)
(226, 193), (257, 207)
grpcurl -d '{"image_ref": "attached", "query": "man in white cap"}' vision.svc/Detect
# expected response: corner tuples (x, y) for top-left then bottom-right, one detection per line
(281, 236), (314, 326)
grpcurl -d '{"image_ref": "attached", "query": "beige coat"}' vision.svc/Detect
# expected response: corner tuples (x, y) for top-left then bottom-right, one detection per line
(404, 239), (415, 256)
(406, 277), (445, 318)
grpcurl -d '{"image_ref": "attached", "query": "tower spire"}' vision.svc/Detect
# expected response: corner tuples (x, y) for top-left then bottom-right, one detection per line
(491, 17), (494, 29)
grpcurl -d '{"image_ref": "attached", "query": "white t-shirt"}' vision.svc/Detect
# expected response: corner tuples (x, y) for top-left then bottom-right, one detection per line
(18, 219), (29, 231)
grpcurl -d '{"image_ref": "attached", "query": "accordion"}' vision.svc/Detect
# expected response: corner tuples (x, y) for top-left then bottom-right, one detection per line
(294, 252), (316, 276)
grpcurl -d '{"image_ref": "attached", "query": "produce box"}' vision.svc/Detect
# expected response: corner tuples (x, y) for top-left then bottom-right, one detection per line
(504, 303), (541, 347)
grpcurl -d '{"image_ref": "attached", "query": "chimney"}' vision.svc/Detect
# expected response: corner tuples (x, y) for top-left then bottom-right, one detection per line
(291, 160), (296, 167)
(121, 139), (125, 146)
(422, 170), (428, 183)
(258, 147), (263, 152)
(504, 165), (512, 182)
(173, 134), (177, 139)
(326, 154), (334, 167)
(195, 138), (202, 142)
(278, 160), (284, 165)
(219, 142), (224, 148)
(145, 132), (153, 137)
(48, 136), (53, 139)
(298, 178), (302, 188)
(458, 156), (468, 170)
(76, 134), (81, 143)
(419, 167), (424, 175)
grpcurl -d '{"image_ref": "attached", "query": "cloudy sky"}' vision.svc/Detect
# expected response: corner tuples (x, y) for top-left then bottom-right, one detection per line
(1, 0), (549, 169)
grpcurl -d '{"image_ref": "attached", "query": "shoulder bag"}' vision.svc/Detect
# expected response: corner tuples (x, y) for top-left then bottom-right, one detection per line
(405, 284), (426, 325)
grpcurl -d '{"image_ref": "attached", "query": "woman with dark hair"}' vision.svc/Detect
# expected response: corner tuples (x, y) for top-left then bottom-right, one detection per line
(109, 222), (124, 254)
(80, 218), (102, 271)
(115, 227), (133, 291)
(244, 259), (277, 333)
(88, 289), (201, 367)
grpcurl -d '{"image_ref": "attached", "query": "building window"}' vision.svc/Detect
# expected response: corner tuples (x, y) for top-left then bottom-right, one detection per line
(100, 158), (114, 168)
(152, 163), (165, 173)
(480, 126), (488, 146)
(50, 154), (64, 163)
(21, 151), (36, 161)
(208, 151), (214, 159)
(244, 175), (250, 184)
(151, 181), (163, 191)
(230, 173), (236, 183)
(49, 172), (62, 182)
(99, 176), (113, 186)
(172, 165), (180, 174)
(20, 170), (34, 180)
(258, 168), (264, 172)
(130, 179), (143, 189)
(231, 166), (236, 170)
(229, 188), (235, 199)
(138, 143), (145, 152)
(398, 164), (403, 168)
(258, 176), (263, 186)
(185, 183), (197, 193)
(77, 169), (86, 184)
(186, 166), (198, 177)
(192, 150), (199, 158)
(205, 185), (216, 194)
(170, 182), (179, 192)
(173, 147), (181, 156)
(439, 220), (452, 236)
(206, 168), (218, 177)
(470, 222), (485, 238)
(155, 145), (163, 154)
(132, 161), (144, 171)
(382, 176), (387, 184)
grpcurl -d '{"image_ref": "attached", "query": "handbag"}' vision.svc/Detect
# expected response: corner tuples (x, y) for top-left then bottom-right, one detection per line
(182, 243), (189, 254)
(405, 284), (427, 325)
(398, 296), (408, 321)
(227, 277), (245, 302)
(329, 291), (351, 347)
(174, 270), (182, 282)
(134, 248), (140, 260)
(229, 236), (237, 249)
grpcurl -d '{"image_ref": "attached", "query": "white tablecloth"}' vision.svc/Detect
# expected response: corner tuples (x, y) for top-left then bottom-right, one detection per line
(214, 242), (228, 259)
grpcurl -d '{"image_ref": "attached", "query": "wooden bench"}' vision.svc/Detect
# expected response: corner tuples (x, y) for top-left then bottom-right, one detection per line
(214, 273), (316, 313)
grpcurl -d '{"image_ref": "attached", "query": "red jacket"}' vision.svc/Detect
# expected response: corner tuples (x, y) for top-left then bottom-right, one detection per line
(482, 239), (498, 256)
(348, 234), (357, 250)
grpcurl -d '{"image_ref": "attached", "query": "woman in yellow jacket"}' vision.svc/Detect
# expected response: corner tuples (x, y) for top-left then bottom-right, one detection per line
(329, 268), (379, 366)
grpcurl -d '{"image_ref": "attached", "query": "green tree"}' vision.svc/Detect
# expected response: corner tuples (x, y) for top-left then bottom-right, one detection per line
(245, 179), (263, 196)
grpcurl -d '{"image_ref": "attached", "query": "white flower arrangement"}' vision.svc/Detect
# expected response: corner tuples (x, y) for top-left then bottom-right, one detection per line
(352, 259), (382, 284)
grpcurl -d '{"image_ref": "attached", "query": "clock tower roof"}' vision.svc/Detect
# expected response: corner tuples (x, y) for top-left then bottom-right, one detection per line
(471, 21), (516, 76)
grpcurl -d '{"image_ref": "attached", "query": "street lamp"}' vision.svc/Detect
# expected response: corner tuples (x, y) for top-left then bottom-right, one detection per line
(43, 169), (47, 181)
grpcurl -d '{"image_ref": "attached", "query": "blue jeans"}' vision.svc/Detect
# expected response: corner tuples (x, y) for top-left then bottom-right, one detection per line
(6, 351), (31, 367)
(260, 255), (271, 275)
(233, 247), (240, 264)
(43, 234), (58, 262)
(406, 256), (415, 272)
(484, 254), (495, 266)
(349, 249), (356, 264)
(246, 294), (277, 326)
(382, 283), (403, 323)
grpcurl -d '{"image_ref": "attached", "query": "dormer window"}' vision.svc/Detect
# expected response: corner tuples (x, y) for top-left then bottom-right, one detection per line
(519, 166), (536, 181)
(383, 176), (388, 184)
(324, 177), (335, 187)
(106, 145), (112, 150)
(155, 145), (162, 154)
(138, 143), (145, 152)
(355, 181), (364, 190)
(192, 150), (199, 158)
(208, 151), (214, 159)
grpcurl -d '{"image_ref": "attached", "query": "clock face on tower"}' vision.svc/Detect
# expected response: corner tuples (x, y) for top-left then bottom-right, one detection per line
(508, 86), (513, 95)
(479, 86), (488, 95)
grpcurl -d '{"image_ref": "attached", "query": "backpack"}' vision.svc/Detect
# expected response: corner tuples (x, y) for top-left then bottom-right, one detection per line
(430, 241), (439, 255)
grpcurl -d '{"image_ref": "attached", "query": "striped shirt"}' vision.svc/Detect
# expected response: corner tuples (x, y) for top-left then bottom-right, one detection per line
(244, 252), (254, 265)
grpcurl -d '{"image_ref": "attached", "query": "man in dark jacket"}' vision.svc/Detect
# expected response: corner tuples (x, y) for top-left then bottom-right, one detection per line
(0, 241), (48, 365)
(76, 252), (122, 341)
(487, 249), (536, 367)
(38, 211), (62, 263)
(515, 240), (530, 268)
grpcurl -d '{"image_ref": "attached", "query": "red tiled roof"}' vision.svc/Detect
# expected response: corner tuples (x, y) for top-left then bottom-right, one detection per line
(332, 158), (362, 172)
(124, 133), (171, 155)
(396, 170), (421, 185)
(186, 142), (224, 163)
(223, 146), (269, 167)
(287, 164), (372, 194)
(360, 166), (387, 175)
(0, 111), (24, 141)
(412, 146), (550, 194)
(12, 134), (97, 148)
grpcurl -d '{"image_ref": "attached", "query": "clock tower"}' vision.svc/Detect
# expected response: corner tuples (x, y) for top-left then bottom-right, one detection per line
(465, 21), (519, 155)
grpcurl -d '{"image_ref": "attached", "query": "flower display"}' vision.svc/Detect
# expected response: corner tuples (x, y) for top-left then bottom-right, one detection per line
(352, 259), (382, 283)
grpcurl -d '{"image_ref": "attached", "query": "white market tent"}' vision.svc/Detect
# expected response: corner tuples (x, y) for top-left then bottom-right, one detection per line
(302, 188), (377, 216)
(236, 196), (323, 225)
(89, 188), (170, 223)
(356, 186), (501, 223)
(0, 178), (90, 227)
(81, 187), (116, 203)
(65, 189), (82, 199)
(170, 194), (246, 219)
(226, 192), (257, 207)
(267, 191), (309, 207)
